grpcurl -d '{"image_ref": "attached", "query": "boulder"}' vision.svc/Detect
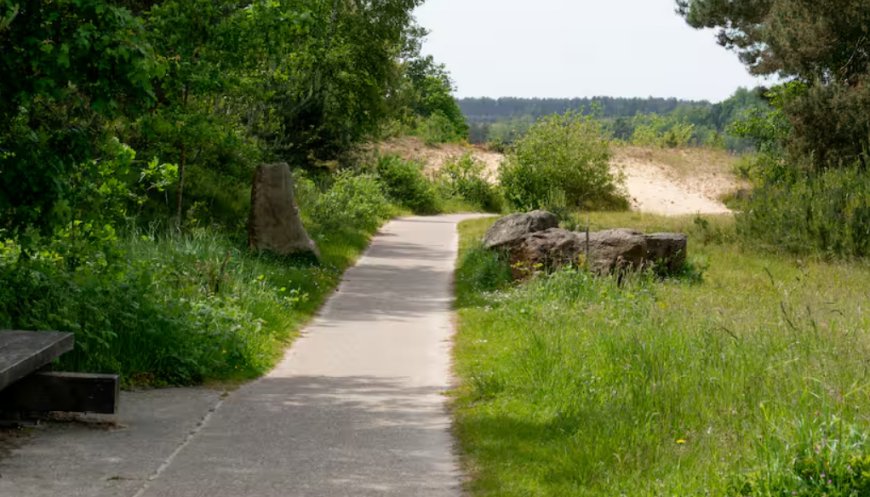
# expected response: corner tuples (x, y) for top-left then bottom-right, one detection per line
(585, 229), (648, 275)
(483, 210), (559, 250)
(645, 233), (688, 273)
(509, 228), (583, 276)
(248, 163), (320, 259)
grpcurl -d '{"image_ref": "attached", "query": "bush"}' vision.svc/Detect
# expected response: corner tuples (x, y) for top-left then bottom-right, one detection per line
(437, 154), (503, 212)
(312, 171), (392, 232)
(419, 111), (465, 145)
(375, 155), (439, 214)
(737, 166), (870, 258)
(499, 112), (627, 212)
(630, 114), (696, 149)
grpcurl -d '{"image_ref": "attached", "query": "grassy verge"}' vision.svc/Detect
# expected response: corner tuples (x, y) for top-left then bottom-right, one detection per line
(452, 213), (870, 496)
(0, 223), (375, 389)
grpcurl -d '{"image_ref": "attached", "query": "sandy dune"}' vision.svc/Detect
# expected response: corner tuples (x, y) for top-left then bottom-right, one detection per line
(374, 137), (741, 217)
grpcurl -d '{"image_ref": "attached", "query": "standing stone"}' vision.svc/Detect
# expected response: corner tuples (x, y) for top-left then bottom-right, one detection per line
(483, 210), (560, 250)
(248, 163), (320, 259)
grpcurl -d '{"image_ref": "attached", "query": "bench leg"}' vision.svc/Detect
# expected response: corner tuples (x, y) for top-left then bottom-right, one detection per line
(0, 372), (119, 415)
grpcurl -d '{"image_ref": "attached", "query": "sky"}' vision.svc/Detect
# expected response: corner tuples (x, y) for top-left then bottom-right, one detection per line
(413, 0), (769, 102)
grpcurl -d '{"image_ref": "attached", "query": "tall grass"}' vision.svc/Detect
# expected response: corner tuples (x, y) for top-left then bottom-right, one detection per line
(453, 215), (870, 496)
(0, 225), (369, 387)
(737, 166), (870, 258)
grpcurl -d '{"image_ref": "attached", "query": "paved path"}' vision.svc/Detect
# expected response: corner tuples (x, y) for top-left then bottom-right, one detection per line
(0, 214), (480, 497)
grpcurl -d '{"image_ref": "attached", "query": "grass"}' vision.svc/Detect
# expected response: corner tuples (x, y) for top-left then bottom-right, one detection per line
(64, 225), (373, 388)
(0, 219), (376, 388)
(452, 213), (870, 496)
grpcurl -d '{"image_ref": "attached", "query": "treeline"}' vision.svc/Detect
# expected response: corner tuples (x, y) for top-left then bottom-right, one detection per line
(463, 89), (768, 151)
(460, 96), (710, 122)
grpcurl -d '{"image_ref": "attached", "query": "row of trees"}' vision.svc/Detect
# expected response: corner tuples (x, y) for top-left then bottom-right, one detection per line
(466, 89), (768, 151)
(460, 96), (711, 123)
(0, 0), (467, 235)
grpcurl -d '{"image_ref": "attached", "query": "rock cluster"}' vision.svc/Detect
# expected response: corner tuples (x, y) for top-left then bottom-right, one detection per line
(483, 211), (687, 277)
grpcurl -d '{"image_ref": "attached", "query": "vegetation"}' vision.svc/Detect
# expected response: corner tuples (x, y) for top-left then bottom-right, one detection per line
(436, 154), (503, 213)
(679, 0), (870, 171)
(374, 156), (440, 215)
(676, 1), (870, 259)
(453, 215), (870, 497)
(400, 56), (470, 145)
(736, 165), (870, 258)
(499, 113), (627, 212)
(0, 180), (382, 387)
(0, 0), (474, 387)
(462, 89), (768, 152)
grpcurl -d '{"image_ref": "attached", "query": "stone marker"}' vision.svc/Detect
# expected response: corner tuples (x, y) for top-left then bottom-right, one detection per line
(248, 163), (320, 258)
(482, 210), (559, 249)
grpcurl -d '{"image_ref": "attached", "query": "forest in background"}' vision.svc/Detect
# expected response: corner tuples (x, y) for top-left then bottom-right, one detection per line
(461, 89), (767, 151)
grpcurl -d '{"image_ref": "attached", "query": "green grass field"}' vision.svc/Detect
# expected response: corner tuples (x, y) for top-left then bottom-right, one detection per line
(452, 213), (870, 496)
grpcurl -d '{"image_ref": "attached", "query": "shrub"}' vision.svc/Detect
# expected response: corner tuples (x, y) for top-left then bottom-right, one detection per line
(312, 171), (392, 232)
(419, 111), (465, 145)
(374, 155), (439, 214)
(499, 112), (627, 211)
(630, 114), (695, 148)
(437, 154), (503, 212)
(737, 166), (870, 258)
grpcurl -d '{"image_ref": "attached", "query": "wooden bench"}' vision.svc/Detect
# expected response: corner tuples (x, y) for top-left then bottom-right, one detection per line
(0, 331), (119, 415)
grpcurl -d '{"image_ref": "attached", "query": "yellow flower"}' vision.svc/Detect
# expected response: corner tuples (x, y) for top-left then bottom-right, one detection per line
(676, 439), (687, 445)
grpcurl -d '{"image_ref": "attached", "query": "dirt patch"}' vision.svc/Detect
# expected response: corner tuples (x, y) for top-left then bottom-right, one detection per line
(372, 137), (501, 180)
(373, 138), (744, 217)
(612, 146), (744, 216)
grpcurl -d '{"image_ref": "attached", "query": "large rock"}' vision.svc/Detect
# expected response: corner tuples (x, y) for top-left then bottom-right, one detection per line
(645, 233), (688, 273)
(585, 229), (648, 275)
(483, 210), (559, 250)
(509, 228), (584, 276)
(248, 163), (320, 258)
(503, 227), (689, 277)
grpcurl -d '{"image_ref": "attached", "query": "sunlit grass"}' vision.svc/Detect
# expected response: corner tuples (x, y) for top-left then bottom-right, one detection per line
(452, 213), (870, 496)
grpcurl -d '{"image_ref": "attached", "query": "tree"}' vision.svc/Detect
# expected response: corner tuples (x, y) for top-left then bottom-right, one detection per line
(243, 0), (425, 164)
(677, 0), (870, 169)
(0, 0), (164, 230)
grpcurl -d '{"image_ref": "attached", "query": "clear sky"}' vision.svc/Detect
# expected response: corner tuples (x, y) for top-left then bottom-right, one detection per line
(413, 0), (768, 102)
